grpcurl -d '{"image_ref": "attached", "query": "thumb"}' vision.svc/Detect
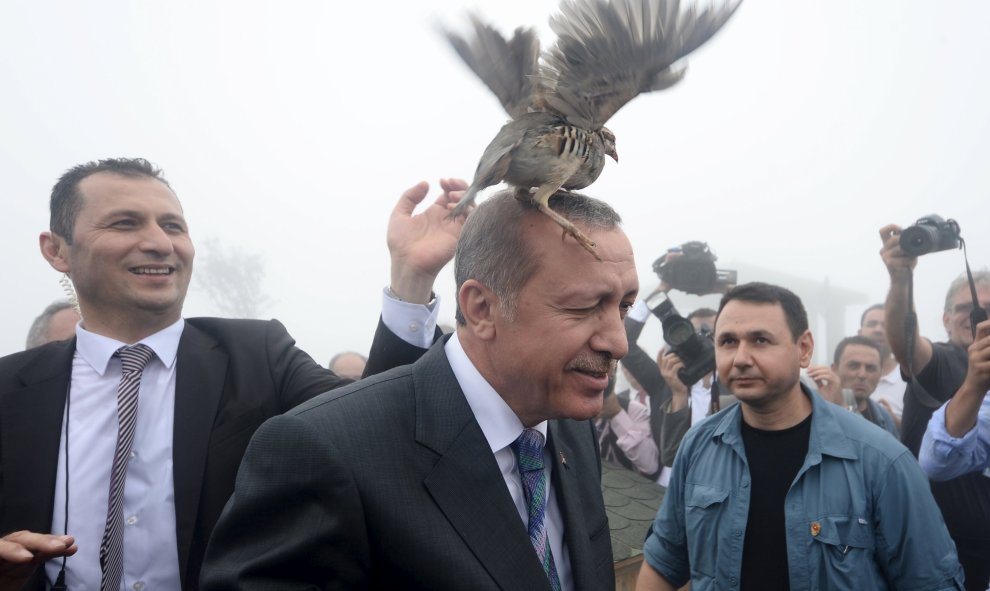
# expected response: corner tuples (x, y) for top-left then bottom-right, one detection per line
(393, 181), (430, 217)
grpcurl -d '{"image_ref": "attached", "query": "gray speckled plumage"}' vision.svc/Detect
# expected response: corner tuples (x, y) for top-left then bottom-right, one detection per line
(445, 0), (740, 256)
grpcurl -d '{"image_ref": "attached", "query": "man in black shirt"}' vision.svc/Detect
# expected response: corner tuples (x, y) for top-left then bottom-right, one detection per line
(637, 282), (962, 590)
(879, 223), (990, 590)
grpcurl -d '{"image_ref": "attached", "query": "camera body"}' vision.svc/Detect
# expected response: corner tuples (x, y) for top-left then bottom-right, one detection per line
(653, 241), (736, 295)
(646, 292), (716, 387)
(899, 215), (961, 257)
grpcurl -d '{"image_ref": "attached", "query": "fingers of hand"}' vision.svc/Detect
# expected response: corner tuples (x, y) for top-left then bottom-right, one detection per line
(878, 224), (901, 242)
(395, 181), (430, 215)
(0, 531), (75, 564)
(440, 177), (468, 192)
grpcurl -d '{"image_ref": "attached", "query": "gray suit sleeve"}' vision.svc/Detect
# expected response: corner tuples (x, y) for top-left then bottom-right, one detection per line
(657, 402), (692, 468)
(200, 413), (369, 590)
(362, 316), (439, 378)
(623, 316), (671, 408)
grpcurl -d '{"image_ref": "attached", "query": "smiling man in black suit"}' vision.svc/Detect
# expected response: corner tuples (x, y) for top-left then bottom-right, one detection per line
(0, 158), (464, 590)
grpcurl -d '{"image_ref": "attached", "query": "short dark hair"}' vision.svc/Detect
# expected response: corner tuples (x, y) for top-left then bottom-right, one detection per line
(454, 189), (621, 325)
(832, 335), (882, 366)
(716, 282), (808, 341)
(50, 158), (171, 243)
(25, 300), (77, 349)
(859, 303), (884, 327)
(687, 307), (717, 321)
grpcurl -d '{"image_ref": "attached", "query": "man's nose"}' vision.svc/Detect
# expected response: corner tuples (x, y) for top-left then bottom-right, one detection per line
(732, 342), (753, 367)
(593, 309), (629, 360)
(139, 224), (175, 255)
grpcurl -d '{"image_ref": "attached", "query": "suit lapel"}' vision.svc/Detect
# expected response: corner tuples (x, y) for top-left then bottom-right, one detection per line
(0, 341), (74, 535)
(172, 323), (228, 583)
(414, 342), (550, 591)
(548, 420), (600, 591)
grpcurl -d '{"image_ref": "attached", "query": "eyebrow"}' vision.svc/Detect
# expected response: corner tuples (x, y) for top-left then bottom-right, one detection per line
(717, 329), (774, 340)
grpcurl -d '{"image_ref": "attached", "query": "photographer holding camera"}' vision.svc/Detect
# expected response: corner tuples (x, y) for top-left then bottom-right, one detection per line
(880, 218), (990, 590)
(622, 243), (734, 485)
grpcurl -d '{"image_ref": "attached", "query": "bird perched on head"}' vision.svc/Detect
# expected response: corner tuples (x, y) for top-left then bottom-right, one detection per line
(445, 0), (741, 259)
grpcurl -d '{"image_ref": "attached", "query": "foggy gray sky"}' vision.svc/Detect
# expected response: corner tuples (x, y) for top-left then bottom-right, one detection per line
(2, 0), (988, 365)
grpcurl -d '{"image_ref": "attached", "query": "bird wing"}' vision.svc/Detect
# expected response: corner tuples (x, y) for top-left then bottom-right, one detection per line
(541, 0), (741, 130)
(443, 15), (544, 119)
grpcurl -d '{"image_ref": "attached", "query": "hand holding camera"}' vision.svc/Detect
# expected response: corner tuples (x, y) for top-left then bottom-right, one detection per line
(880, 215), (962, 278)
(645, 292), (716, 388)
(658, 351), (691, 409)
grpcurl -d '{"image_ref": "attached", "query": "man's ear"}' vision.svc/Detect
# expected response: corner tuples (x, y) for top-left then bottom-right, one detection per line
(457, 279), (498, 341)
(798, 329), (815, 368)
(40, 231), (70, 273)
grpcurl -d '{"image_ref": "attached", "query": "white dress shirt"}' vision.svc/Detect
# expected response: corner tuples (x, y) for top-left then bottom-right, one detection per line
(597, 398), (659, 476)
(444, 333), (574, 591)
(871, 364), (906, 419)
(45, 293), (438, 590)
(47, 319), (184, 591)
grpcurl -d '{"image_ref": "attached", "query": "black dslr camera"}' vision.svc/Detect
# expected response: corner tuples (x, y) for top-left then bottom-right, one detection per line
(645, 292), (716, 387)
(653, 241), (737, 296)
(899, 215), (961, 257)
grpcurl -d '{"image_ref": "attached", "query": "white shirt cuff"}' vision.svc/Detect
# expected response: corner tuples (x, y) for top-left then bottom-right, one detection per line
(628, 299), (651, 323)
(381, 287), (439, 349)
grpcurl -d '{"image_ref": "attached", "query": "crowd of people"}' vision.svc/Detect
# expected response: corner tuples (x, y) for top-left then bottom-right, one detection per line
(2, 157), (988, 590)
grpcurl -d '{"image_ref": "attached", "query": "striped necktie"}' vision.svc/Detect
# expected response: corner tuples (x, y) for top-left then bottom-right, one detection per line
(100, 343), (155, 591)
(511, 428), (562, 591)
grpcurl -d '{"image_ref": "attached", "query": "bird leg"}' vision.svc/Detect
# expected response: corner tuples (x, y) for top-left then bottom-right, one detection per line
(530, 184), (602, 262)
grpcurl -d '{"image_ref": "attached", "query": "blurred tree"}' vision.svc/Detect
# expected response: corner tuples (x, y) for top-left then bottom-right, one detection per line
(194, 237), (273, 318)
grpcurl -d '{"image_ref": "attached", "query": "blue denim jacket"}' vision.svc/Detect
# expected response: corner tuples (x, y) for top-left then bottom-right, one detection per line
(865, 397), (899, 439)
(643, 385), (964, 590)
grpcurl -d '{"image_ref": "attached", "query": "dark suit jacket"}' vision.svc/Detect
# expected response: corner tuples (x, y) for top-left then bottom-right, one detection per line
(201, 337), (615, 590)
(0, 316), (427, 590)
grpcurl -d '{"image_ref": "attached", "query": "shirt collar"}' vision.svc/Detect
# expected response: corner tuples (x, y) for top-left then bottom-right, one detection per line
(444, 332), (548, 454)
(76, 318), (185, 375)
(712, 382), (857, 461)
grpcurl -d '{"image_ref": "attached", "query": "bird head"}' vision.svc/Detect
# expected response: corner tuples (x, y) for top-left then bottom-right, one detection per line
(599, 128), (618, 162)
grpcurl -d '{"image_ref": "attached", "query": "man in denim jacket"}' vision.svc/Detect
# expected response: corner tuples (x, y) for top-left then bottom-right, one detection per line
(636, 283), (963, 591)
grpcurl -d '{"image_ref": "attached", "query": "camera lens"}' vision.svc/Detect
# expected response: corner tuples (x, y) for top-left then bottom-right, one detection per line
(663, 318), (695, 346)
(899, 225), (938, 257)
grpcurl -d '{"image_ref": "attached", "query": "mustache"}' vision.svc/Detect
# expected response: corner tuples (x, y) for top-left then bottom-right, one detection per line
(566, 354), (616, 375)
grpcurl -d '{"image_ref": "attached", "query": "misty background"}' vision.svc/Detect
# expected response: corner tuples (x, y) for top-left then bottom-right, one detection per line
(2, 0), (987, 366)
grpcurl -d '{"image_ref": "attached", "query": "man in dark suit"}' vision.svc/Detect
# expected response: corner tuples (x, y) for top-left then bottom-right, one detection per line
(201, 190), (638, 590)
(0, 158), (464, 590)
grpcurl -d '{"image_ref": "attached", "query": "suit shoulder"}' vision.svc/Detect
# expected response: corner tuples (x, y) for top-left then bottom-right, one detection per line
(289, 363), (416, 419)
(185, 316), (283, 337)
(0, 341), (73, 386)
(827, 405), (908, 461)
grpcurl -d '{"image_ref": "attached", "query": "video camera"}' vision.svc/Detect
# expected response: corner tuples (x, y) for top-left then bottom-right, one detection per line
(899, 215), (961, 257)
(652, 241), (737, 296)
(645, 292), (716, 387)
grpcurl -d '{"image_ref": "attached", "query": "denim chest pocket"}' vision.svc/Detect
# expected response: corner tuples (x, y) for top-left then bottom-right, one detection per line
(810, 514), (874, 549)
(684, 484), (730, 579)
(808, 514), (882, 587)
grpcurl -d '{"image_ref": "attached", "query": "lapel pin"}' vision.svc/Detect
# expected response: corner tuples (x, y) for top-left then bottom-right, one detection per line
(559, 451), (567, 467)
(810, 521), (821, 537)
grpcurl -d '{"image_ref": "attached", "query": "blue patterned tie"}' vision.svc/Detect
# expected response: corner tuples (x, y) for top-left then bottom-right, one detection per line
(100, 344), (155, 591)
(511, 428), (562, 591)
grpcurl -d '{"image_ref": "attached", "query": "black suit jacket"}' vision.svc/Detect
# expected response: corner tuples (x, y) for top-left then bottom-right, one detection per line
(0, 316), (427, 590)
(201, 337), (615, 590)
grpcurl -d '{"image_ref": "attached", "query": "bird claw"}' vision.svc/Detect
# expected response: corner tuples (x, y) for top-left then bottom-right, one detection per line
(562, 227), (602, 262)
